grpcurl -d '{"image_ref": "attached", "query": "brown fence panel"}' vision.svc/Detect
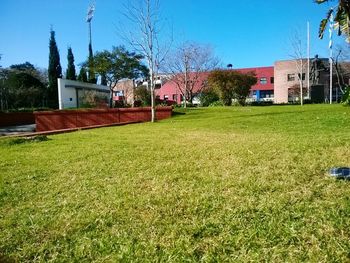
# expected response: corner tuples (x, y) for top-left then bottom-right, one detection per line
(34, 107), (172, 132)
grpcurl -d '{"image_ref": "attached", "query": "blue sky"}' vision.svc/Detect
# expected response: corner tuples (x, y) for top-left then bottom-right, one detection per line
(0, 0), (343, 72)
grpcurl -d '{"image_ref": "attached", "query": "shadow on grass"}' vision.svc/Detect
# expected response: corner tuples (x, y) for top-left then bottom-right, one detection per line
(1, 135), (51, 146)
(0, 254), (16, 263)
(172, 111), (186, 118)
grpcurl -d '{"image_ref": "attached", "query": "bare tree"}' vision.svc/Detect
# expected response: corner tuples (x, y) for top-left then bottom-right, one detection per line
(165, 42), (219, 108)
(121, 0), (171, 122)
(289, 31), (308, 105)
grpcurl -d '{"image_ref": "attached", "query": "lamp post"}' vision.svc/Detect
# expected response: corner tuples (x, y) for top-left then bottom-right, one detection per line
(329, 10), (334, 104)
(86, 4), (95, 49)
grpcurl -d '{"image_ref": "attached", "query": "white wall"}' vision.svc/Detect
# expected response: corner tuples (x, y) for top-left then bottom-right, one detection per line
(58, 79), (110, 109)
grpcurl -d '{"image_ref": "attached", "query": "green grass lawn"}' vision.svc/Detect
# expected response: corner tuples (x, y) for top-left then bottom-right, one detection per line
(1, 104), (350, 262)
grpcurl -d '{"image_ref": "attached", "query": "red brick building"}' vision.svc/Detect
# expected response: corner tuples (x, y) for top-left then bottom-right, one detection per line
(155, 66), (275, 104)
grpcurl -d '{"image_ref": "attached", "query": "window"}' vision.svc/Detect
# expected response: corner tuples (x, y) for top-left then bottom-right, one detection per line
(260, 90), (274, 98)
(260, 77), (267, 84)
(172, 94), (177, 101)
(115, 90), (124, 96)
(287, 74), (295, 81)
(270, 77), (274, 84)
(164, 95), (169, 100)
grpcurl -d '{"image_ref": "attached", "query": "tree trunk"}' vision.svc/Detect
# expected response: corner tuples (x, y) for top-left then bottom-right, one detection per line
(109, 89), (113, 108)
(183, 72), (187, 109)
(150, 69), (156, 122)
(299, 59), (303, 106)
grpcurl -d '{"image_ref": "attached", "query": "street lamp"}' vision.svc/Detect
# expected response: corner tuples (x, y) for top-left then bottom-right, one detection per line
(86, 3), (95, 49)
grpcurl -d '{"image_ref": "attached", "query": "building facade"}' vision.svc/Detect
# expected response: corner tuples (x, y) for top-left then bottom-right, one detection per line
(155, 58), (348, 105)
(156, 67), (275, 104)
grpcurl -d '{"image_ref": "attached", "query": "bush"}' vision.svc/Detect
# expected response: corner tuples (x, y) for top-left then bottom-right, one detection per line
(341, 86), (350, 106)
(209, 100), (224, 107)
(134, 86), (151, 106)
(199, 88), (220, 107)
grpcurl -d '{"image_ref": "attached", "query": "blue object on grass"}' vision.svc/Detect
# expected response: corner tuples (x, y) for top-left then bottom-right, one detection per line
(329, 167), (350, 179)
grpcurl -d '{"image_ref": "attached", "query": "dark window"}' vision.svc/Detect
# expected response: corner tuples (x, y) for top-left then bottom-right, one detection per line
(69, 98), (73, 101)
(260, 77), (267, 84)
(287, 74), (295, 81)
(172, 94), (177, 101)
(270, 77), (274, 84)
(260, 90), (274, 98)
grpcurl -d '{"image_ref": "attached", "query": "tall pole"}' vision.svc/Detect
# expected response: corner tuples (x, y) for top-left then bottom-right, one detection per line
(89, 21), (92, 48)
(329, 12), (334, 104)
(86, 4), (95, 84)
(307, 21), (310, 99)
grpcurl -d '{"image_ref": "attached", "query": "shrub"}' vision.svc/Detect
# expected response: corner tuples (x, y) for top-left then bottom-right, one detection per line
(199, 88), (220, 107)
(209, 100), (224, 107)
(249, 101), (274, 106)
(341, 86), (350, 106)
(134, 85), (151, 106)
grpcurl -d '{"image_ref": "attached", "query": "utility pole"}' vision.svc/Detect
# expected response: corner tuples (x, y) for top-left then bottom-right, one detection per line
(307, 21), (310, 99)
(329, 11), (334, 104)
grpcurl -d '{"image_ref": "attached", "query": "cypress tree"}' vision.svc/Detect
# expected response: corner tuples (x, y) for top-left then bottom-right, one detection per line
(77, 67), (88, 83)
(66, 47), (76, 80)
(48, 29), (62, 109)
(88, 43), (97, 84)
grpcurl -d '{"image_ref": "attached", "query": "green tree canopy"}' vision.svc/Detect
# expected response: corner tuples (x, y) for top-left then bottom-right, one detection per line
(208, 70), (257, 106)
(77, 67), (88, 83)
(1, 62), (47, 109)
(93, 46), (149, 85)
(66, 47), (76, 80)
(88, 43), (97, 84)
(48, 30), (62, 109)
(92, 46), (149, 107)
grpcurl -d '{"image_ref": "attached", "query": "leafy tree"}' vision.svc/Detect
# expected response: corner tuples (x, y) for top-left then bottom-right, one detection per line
(66, 47), (76, 80)
(93, 46), (149, 107)
(199, 85), (220, 107)
(134, 85), (151, 106)
(341, 85), (350, 105)
(316, 0), (350, 43)
(48, 30), (62, 109)
(2, 62), (47, 109)
(208, 70), (257, 106)
(77, 67), (88, 82)
(234, 73), (258, 106)
(0, 55), (9, 110)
